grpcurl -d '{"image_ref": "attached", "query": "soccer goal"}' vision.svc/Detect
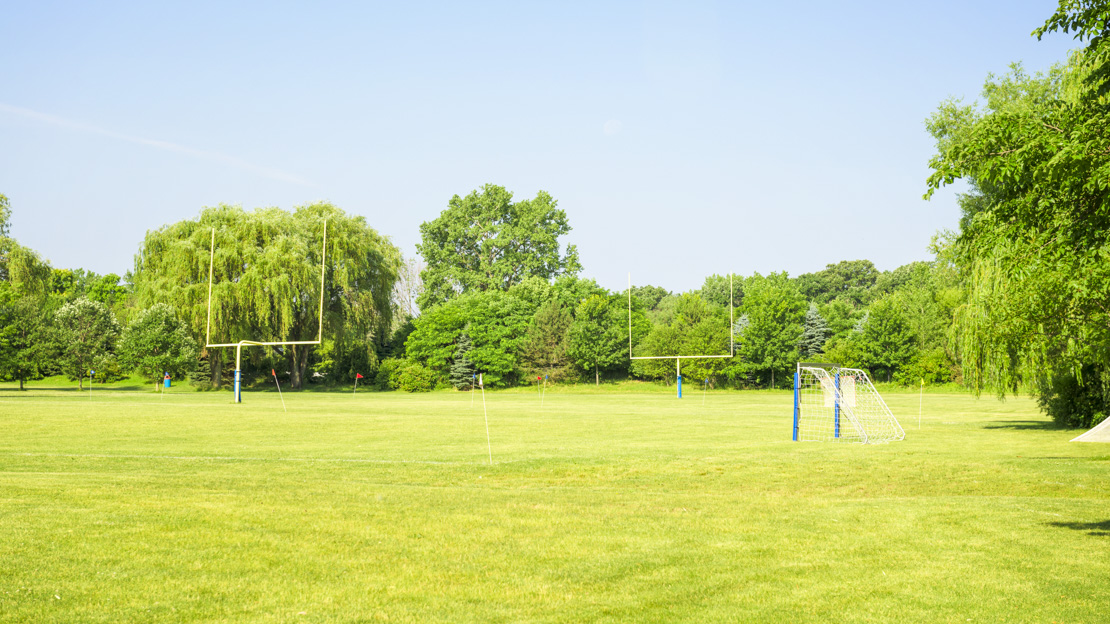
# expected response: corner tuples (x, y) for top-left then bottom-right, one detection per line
(792, 363), (904, 444)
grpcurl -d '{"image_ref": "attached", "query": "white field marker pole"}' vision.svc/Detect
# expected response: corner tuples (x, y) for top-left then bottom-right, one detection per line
(273, 369), (286, 412)
(480, 373), (491, 465)
(918, 379), (924, 429)
(89, 371), (93, 400)
(471, 375), (476, 408)
(353, 376), (358, 395)
(702, 379), (708, 406)
(161, 375), (165, 401)
(541, 375), (547, 408)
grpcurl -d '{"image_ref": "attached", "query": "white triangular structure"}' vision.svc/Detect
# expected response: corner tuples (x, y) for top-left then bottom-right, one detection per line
(794, 365), (905, 444)
(1072, 416), (1110, 442)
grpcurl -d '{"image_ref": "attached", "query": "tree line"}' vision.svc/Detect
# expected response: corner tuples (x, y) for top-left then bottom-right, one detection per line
(1, 1), (1107, 428)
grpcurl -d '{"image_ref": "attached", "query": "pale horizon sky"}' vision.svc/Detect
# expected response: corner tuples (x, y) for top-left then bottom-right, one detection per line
(0, 1), (1079, 294)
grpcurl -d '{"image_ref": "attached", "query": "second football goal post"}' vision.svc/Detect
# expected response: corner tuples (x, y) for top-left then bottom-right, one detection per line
(204, 220), (328, 403)
(627, 273), (735, 398)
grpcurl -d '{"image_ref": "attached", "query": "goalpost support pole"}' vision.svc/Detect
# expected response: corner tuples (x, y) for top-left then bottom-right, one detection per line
(793, 367), (800, 441)
(676, 359), (682, 399)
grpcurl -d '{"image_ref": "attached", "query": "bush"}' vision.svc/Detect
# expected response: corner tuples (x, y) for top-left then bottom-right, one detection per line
(394, 361), (439, 392)
(375, 358), (404, 390)
(1037, 364), (1109, 429)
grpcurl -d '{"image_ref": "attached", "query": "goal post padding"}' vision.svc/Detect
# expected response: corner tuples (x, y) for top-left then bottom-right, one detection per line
(794, 364), (904, 444)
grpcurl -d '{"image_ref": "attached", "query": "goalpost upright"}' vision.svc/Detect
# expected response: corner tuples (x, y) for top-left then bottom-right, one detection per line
(205, 220), (328, 403)
(627, 273), (735, 398)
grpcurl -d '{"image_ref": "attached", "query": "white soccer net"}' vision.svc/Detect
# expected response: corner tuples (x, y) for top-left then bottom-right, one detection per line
(794, 365), (904, 444)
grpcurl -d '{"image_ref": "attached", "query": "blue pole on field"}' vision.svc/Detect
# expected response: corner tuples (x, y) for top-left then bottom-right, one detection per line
(834, 371), (840, 439)
(793, 370), (800, 441)
(677, 374), (682, 398)
(234, 369), (242, 403)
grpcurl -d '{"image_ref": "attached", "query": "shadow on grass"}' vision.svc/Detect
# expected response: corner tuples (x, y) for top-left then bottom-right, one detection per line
(1048, 520), (1110, 537)
(983, 420), (1064, 431)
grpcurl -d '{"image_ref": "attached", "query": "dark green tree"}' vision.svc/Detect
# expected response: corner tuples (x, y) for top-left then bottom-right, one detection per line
(0, 285), (51, 389)
(518, 299), (573, 382)
(798, 303), (829, 358)
(416, 184), (580, 310)
(449, 332), (476, 389)
(567, 294), (628, 385)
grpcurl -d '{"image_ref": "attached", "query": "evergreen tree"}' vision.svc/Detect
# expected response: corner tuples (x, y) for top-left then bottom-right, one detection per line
(798, 303), (830, 358)
(518, 299), (573, 381)
(449, 332), (476, 389)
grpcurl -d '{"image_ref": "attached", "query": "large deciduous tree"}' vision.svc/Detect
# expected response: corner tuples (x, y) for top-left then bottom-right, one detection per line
(737, 273), (806, 388)
(132, 203), (401, 389)
(54, 298), (120, 390)
(119, 303), (199, 390)
(925, 3), (1110, 426)
(416, 184), (581, 311)
(567, 294), (630, 385)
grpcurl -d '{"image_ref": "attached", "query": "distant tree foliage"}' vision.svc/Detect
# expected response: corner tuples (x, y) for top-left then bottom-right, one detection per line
(794, 260), (879, 307)
(416, 184), (580, 311)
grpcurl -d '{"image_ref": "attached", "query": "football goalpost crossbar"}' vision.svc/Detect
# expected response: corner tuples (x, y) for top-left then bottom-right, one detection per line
(627, 273), (735, 398)
(204, 221), (327, 403)
(792, 362), (904, 444)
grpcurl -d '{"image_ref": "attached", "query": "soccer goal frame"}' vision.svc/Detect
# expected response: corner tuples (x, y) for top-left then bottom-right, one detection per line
(792, 362), (904, 444)
(627, 273), (735, 398)
(204, 220), (327, 403)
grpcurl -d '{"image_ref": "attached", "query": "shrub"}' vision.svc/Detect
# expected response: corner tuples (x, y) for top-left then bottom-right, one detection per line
(1037, 364), (1109, 429)
(394, 361), (439, 392)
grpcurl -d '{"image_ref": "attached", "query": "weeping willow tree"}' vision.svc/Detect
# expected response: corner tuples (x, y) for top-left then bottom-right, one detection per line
(132, 202), (401, 389)
(924, 2), (1110, 426)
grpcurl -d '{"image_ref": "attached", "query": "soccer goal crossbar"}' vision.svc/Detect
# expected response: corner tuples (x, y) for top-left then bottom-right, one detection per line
(205, 220), (327, 403)
(627, 273), (735, 398)
(792, 363), (904, 444)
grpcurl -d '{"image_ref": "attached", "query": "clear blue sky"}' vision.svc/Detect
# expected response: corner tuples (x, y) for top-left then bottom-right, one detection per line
(0, 1), (1079, 294)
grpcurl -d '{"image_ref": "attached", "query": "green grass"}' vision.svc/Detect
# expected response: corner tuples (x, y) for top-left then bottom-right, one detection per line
(0, 381), (1107, 623)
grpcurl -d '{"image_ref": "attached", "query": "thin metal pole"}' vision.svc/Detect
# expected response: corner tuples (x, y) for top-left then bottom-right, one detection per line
(353, 376), (358, 395)
(317, 220), (327, 342)
(541, 376), (547, 408)
(273, 370), (286, 412)
(480, 374), (492, 465)
(918, 379), (924, 429)
(206, 228), (215, 346)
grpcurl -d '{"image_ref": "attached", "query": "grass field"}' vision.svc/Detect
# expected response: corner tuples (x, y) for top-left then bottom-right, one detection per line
(1, 380), (1107, 623)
